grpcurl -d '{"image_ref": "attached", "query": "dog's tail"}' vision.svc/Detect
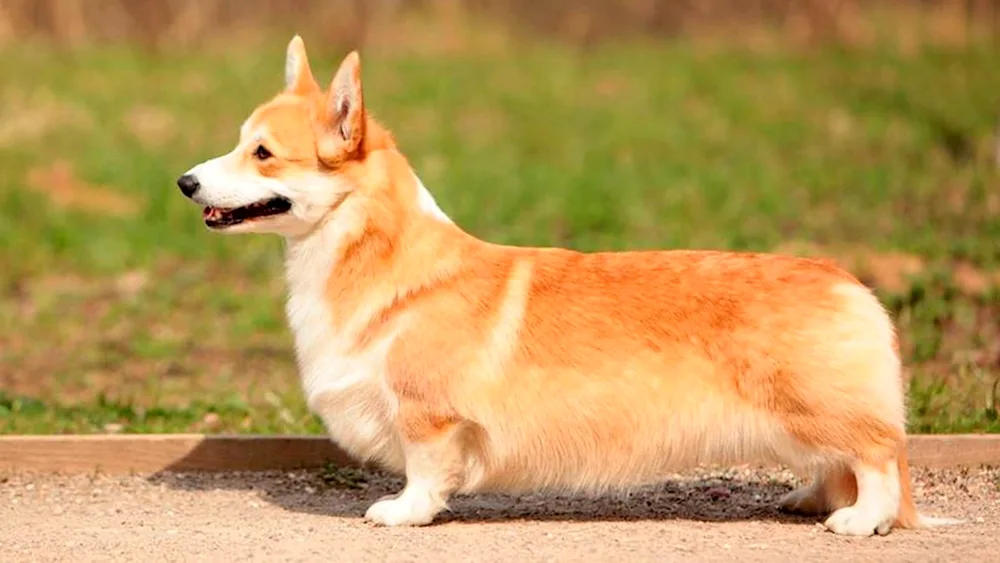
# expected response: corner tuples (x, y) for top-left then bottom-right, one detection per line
(894, 441), (965, 529)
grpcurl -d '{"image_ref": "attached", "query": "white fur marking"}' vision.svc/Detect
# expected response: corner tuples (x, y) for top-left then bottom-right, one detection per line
(285, 56), (297, 88)
(364, 429), (461, 527)
(824, 461), (899, 536)
(284, 214), (402, 468)
(185, 124), (354, 237)
(363, 478), (442, 526)
(285, 40), (301, 89)
(479, 259), (532, 372)
(413, 173), (452, 223)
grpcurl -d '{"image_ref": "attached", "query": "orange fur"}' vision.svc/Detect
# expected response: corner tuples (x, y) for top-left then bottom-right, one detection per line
(894, 443), (922, 528)
(178, 36), (962, 535)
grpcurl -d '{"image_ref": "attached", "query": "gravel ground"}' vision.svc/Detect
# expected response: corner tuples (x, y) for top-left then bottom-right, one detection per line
(2, 465), (998, 562)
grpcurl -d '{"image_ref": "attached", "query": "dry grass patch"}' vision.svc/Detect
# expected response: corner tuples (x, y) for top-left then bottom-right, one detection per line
(25, 161), (141, 218)
(0, 91), (92, 148)
(124, 105), (177, 149)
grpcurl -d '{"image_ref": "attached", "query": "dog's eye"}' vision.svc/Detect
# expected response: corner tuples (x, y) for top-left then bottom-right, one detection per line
(253, 145), (273, 160)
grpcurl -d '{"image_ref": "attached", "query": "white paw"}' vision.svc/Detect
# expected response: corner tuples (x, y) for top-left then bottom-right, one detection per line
(363, 496), (437, 527)
(824, 506), (892, 537)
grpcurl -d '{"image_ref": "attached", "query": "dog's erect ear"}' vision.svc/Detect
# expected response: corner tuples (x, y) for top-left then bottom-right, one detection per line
(285, 35), (319, 94)
(320, 51), (365, 159)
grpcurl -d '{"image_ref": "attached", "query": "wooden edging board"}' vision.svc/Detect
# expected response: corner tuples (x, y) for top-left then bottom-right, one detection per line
(0, 433), (998, 475)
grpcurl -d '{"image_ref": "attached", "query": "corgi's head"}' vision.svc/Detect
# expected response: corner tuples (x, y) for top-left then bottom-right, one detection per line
(176, 36), (398, 237)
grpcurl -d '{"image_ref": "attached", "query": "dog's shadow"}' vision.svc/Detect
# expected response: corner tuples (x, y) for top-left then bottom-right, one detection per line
(147, 452), (817, 526)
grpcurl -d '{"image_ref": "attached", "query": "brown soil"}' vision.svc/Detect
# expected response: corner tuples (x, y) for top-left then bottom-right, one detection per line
(3, 465), (998, 562)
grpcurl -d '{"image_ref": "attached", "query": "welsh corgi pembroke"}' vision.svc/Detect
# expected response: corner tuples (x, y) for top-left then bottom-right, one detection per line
(177, 36), (960, 536)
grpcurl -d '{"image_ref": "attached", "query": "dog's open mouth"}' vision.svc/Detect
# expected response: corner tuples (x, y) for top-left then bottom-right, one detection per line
(202, 197), (292, 228)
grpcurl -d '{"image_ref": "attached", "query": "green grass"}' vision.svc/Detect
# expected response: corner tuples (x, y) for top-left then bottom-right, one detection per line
(1, 34), (998, 435)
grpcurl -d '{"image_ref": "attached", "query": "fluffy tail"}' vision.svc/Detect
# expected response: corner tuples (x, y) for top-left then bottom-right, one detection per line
(894, 442), (965, 529)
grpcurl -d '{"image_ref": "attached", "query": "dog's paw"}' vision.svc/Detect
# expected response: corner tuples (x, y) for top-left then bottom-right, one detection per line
(363, 496), (437, 527)
(823, 506), (892, 537)
(778, 486), (827, 516)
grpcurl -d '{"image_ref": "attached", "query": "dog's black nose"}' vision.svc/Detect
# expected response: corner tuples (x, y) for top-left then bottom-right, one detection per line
(177, 174), (200, 198)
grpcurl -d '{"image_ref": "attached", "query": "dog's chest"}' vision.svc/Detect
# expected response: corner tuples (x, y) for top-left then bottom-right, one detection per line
(281, 232), (404, 467)
(284, 282), (401, 468)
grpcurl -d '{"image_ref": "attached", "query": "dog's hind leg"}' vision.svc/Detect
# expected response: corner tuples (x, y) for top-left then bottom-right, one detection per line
(779, 463), (856, 516)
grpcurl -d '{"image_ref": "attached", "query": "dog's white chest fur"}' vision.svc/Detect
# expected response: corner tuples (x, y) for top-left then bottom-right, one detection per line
(282, 225), (403, 469)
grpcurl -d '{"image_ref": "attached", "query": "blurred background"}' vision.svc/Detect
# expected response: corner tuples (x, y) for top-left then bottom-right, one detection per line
(0, 0), (997, 435)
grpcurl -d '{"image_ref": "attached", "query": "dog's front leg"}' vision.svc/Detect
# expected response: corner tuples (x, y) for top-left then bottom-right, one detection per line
(363, 407), (468, 527)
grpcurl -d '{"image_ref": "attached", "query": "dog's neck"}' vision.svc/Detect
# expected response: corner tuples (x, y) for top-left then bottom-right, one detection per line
(281, 148), (469, 343)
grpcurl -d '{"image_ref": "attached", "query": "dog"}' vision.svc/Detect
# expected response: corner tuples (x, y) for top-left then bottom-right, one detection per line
(177, 36), (960, 536)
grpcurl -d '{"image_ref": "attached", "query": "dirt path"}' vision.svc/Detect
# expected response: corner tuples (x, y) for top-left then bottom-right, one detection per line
(3, 465), (998, 562)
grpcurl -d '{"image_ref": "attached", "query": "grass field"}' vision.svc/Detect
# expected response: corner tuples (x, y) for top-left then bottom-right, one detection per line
(1, 29), (999, 435)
